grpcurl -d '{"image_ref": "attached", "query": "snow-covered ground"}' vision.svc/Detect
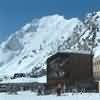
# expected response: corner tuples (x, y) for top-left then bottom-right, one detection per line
(0, 76), (46, 83)
(0, 91), (100, 100)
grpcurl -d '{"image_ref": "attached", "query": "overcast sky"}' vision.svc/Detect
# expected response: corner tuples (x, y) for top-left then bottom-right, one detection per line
(0, 0), (100, 42)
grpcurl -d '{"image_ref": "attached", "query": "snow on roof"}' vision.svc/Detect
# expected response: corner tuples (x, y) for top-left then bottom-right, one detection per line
(0, 76), (46, 84)
(58, 49), (91, 55)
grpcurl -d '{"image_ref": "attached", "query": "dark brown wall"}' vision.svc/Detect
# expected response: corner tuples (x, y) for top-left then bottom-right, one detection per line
(64, 53), (93, 83)
(47, 52), (93, 88)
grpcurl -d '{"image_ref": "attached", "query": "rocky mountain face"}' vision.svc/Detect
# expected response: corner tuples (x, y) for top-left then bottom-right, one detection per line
(0, 12), (100, 78)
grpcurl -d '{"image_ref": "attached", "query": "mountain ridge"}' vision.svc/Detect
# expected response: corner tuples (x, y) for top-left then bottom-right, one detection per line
(0, 13), (100, 77)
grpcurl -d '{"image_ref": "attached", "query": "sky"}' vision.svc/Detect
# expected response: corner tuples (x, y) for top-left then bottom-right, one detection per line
(0, 0), (100, 42)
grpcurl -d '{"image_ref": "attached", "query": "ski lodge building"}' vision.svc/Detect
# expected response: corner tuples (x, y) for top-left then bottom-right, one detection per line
(47, 50), (97, 92)
(93, 56), (100, 92)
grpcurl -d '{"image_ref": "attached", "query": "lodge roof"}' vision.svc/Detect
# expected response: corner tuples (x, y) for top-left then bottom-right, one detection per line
(47, 50), (92, 63)
(58, 49), (91, 55)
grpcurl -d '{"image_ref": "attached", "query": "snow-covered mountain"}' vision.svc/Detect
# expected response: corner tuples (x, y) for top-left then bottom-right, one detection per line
(0, 13), (100, 77)
(0, 15), (81, 76)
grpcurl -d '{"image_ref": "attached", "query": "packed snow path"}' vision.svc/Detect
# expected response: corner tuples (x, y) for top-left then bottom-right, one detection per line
(0, 91), (100, 100)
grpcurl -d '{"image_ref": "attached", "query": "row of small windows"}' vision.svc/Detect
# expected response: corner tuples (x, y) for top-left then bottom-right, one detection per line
(93, 59), (100, 80)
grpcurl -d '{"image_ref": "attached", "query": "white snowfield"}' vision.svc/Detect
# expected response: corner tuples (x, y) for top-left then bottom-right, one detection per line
(0, 91), (100, 100)
(0, 76), (46, 83)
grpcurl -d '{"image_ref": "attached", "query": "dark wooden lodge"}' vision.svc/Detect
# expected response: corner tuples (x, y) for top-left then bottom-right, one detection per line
(47, 51), (97, 92)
